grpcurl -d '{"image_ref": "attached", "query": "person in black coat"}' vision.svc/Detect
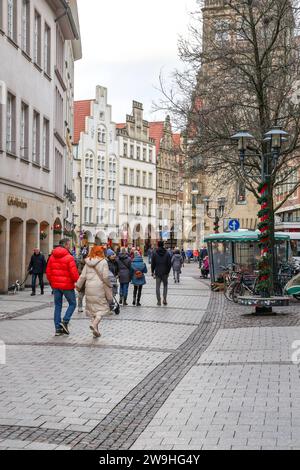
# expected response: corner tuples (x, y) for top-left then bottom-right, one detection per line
(151, 241), (172, 306)
(116, 248), (132, 306)
(28, 248), (46, 296)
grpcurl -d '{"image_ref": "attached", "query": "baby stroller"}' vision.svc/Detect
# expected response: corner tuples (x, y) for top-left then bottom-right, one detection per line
(110, 294), (120, 315)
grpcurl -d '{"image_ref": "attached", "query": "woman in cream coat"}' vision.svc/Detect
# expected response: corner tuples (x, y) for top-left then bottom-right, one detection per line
(76, 245), (112, 338)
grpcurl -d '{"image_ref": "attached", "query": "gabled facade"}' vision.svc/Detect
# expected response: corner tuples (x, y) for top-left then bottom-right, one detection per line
(117, 101), (156, 252)
(73, 86), (119, 247)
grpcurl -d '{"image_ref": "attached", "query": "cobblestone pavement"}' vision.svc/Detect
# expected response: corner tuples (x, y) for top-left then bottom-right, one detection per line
(1, 264), (300, 450)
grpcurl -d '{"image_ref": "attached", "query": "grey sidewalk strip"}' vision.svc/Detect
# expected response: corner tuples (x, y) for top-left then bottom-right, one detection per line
(0, 302), (52, 321)
(73, 292), (223, 450)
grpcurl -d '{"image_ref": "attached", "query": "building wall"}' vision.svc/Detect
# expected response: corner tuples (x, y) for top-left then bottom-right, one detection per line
(0, 0), (81, 292)
(73, 86), (119, 246)
(153, 117), (184, 248)
(118, 101), (156, 252)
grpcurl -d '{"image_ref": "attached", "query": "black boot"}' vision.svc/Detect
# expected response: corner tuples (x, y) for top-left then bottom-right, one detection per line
(132, 296), (136, 306)
(119, 296), (123, 305)
(123, 296), (128, 306)
(137, 292), (142, 307)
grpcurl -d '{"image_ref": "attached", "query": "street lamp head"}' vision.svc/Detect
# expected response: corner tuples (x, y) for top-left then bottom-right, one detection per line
(202, 196), (210, 212)
(264, 127), (288, 150)
(231, 131), (254, 151)
(217, 197), (226, 210)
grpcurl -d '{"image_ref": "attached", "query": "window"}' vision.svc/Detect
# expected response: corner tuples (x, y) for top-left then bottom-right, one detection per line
(143, 171), (147, 187)
(215, 20), (229, 44)
(130, 196), (134, 214)
(165, 174), (170, 190)
(6, 92), (16, 154)
(123, 143), (128, 157)
(84, 207), (88, 223)
(21, 0), (30, 54)
(55, 149), (63, 196)
(55, 87), (63, 136)
(89, 208), (93, 223)
(123, 195), (128, 214)
(143, 198), (147, 216)
(158, 173), (163, 188)
(130, 169), (134, 186)
(149, 149), (153, 163)
(98, 127), (106, 143)
(148, 173), (153, 189)
(143, 148), (146, 161)
(44, 24), (51, 75)
(56, 26), (64, 78)
(149, 199), (153, 217)
(20, 102), (29, 159)
(42, 118), (49, 167)
(136, 197), (141, 214)
(123, 167), (128, 185)
(237, 181), (246, 204)
(109, 180), (116, 201)
(32, 111), (40, 163)
(137, 146), (140, 160)
(130, 144), (134, 158)
(136, 170), (140, 187)
(7, 0), (17, 42)
(34, 10), (41, 66)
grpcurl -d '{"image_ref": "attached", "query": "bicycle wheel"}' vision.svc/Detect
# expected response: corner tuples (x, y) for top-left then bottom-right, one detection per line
(232, 282), (245, 303)
(224, 282), (235, 302)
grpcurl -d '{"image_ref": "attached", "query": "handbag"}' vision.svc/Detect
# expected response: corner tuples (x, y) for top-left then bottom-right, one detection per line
(77, 280), (86, 293)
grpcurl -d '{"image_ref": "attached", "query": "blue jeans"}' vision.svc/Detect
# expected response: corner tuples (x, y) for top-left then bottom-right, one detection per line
(32, 273), (44, 293)
(53, 289), (76, 330)
(119, 283), (129, 298)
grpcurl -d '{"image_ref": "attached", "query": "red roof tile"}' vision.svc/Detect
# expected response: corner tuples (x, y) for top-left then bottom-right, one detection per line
(73, 100), (93, 144)
(149, 122), (165, 154)
(116, 123), (126, 129)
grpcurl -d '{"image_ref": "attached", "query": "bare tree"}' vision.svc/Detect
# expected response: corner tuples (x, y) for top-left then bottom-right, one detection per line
(156, 0), (300, 207)
(156, 0), (300, 296)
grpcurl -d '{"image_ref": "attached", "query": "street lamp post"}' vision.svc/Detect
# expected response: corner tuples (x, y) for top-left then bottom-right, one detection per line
(231, 127), (288, 301)
(203, 196), (226, 234)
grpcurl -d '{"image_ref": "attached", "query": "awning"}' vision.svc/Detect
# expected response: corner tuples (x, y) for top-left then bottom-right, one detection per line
(204, 230), (290, 243)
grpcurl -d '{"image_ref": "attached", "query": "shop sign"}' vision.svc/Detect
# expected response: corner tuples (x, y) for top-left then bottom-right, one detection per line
(7, 196), (27, 209)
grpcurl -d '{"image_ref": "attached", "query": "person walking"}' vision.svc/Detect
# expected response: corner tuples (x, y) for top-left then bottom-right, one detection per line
(76, 246), (112, 338)
(181, 248), (186, 267)
(171, 248), (183, 283)
(186, 248), (193, 264)
(116, 247), (132, 306)
(46, 239), (79, 336)
(76, 248), (89, 313)
(147, 246), (153, 265)
(151, 241), (172, 306)
(28, 248), (46, 296)
(106, 249), (119, 300)
(131, 251), (147, 306)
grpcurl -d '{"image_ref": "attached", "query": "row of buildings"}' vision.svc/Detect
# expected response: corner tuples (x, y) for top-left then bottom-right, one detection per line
(1, 0), (299, 293)
(72, 87), (185, 255)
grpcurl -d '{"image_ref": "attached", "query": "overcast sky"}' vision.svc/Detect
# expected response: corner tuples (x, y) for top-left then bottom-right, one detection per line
(75, 0), (198, 123)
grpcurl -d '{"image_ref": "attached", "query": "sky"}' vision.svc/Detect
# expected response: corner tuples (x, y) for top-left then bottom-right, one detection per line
(75, 0), (198, 123)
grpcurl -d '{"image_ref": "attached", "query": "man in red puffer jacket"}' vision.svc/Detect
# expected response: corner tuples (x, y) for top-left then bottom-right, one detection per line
(46, 239), (79, 336)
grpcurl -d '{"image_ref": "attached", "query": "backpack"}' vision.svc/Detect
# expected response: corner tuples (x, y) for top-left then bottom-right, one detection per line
(135, 270), (143, 279)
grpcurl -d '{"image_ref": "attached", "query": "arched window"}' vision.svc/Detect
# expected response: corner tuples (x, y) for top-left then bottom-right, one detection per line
(98, 126), (106, 144)
(109, 156), (116, 175)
